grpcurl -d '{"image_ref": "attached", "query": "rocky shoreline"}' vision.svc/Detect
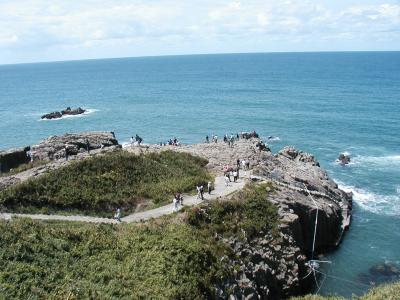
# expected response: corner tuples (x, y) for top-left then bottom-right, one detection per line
(0, 132), (352, 298)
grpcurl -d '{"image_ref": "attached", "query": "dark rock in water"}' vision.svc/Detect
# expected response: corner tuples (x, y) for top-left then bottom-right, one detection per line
(41, 111), (63, 119)
(241, 131), (259, 139)
(41, 107), (86, 119)
(358, 263), (400, 286)
(0, 146), (31, 173)
(61, 107), (86, 116)
(338, 153), (351, 165)
(30, 131), (119, 161)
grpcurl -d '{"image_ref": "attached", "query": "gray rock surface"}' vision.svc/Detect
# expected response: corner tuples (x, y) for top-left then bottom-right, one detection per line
(31, 131), (119, 161)
(0, 146), (31, 173)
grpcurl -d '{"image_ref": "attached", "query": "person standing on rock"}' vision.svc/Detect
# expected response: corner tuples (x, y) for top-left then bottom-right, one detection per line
(208, 181), (212, 194)
(205, 135), (209, 143)
(86, 139), (90, 154)
(65, 146), (69, 161)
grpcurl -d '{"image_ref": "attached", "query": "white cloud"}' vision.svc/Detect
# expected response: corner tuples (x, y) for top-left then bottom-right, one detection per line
(0, 0), (399, 63)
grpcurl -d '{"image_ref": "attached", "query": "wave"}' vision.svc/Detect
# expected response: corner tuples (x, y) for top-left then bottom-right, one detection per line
(39, 108), (99, 121)
(352, 155), (400, 167)
(262, 136), (281, 142)
(336, 180), (400, 216)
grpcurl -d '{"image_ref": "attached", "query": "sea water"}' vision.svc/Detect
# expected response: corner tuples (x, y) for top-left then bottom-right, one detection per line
(0, 52), (399, 297)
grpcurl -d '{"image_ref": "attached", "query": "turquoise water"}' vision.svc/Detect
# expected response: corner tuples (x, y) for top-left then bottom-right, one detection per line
(1, 52), (399, 297)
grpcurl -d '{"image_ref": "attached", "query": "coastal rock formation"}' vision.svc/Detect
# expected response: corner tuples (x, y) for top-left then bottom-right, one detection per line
(41, 107), (86, 119)
(0, 146), (31, 173)
(31, 131), (119, 161)
(219, 230), (310, 299)
(127, 137), (351, 297)
(337, 153), (351, 165)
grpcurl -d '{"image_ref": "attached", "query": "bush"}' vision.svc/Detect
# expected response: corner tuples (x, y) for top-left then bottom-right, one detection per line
(0, 151), (212, 216)
(186, 183), (279, 239)
(0, 218), (229, 299)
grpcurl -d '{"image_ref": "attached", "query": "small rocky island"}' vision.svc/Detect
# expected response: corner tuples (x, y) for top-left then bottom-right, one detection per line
(41, 107), (86, 119)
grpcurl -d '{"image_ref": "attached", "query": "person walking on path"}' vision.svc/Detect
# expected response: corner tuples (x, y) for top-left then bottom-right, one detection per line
(114, 208), (121, 222)
(200, 185), (204, 200)
(172, 196), (179, 212)
(196, 185), (202, 199)
(233, 170), (238, 182)
(225, 174), (230, 186)
(208, 181), (212, 194)
(237, 159), (240, 169)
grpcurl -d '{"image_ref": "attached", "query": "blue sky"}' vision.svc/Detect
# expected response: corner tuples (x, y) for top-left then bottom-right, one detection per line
(0, 0), (399, 64)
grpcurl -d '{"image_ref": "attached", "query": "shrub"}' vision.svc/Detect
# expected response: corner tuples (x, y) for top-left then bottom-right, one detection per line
(0, 151), (212, 217)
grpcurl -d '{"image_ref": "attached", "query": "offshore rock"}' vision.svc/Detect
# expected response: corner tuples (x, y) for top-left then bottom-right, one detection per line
(31, 131), (119, 161)
(41, 107), (86, 119)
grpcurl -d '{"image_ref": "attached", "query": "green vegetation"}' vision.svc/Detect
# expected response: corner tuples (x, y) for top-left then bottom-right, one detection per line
(0, 183), (279, 299)
(0, 160), (45, 177)
(186, 183), (279, 239)
(0, 151), (212, 216)
(0, 218), (228, 299)
(291, 282), (400, 300)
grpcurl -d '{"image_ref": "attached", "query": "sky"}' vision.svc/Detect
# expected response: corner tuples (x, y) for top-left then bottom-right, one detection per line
(0, 0), (399, 64)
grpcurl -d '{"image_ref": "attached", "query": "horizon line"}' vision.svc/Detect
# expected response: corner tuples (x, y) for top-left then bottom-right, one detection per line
(1, 49), (400, 67)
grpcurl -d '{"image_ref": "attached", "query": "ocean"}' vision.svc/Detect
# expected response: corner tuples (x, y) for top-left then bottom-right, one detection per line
(0, 52), (399, 297)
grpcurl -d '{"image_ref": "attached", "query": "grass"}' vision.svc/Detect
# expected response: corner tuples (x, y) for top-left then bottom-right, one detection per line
(0, 183), (280, 299)
(186, 182), (279, 240)
(0, 218), (229, 299)
(0, 150), (212, 217)
(0, 160), (46, 177)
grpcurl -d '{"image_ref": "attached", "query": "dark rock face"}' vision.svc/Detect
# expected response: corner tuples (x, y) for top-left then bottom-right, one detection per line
(41, 107), (86, 119)
(218, 232), (311, 299)
(241, 131), (259, 139)
(0, 146), (31, 173)
(31, 132), (119, 161)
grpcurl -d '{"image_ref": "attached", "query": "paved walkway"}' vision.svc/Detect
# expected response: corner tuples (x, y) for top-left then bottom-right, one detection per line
(0, 172), (251, 224)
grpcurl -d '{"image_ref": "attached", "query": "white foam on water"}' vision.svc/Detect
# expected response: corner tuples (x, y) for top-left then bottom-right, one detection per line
(352, 155), (400, 167)
(261, 136), (281, 142)
(39, 108), (99, 121)
(336, 180), (400, 216)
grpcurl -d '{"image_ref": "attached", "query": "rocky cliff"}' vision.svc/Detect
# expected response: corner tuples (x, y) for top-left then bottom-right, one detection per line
(0, 146), (31, 173)
(126, 137), (352, 298)
(31, 131), (119, 161)
(0, 132), (120, 191)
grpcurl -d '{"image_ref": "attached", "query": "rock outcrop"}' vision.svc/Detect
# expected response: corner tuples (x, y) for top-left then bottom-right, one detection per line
(337, 153), (351, 165)
(0, 146), (31, 173)
(127, 138), (351, 297)
(31, 131), (119, 161)
(41, 107), (86, 119)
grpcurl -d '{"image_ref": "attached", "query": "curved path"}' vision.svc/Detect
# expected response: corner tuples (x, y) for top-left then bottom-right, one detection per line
(0, 173), (251, 224)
